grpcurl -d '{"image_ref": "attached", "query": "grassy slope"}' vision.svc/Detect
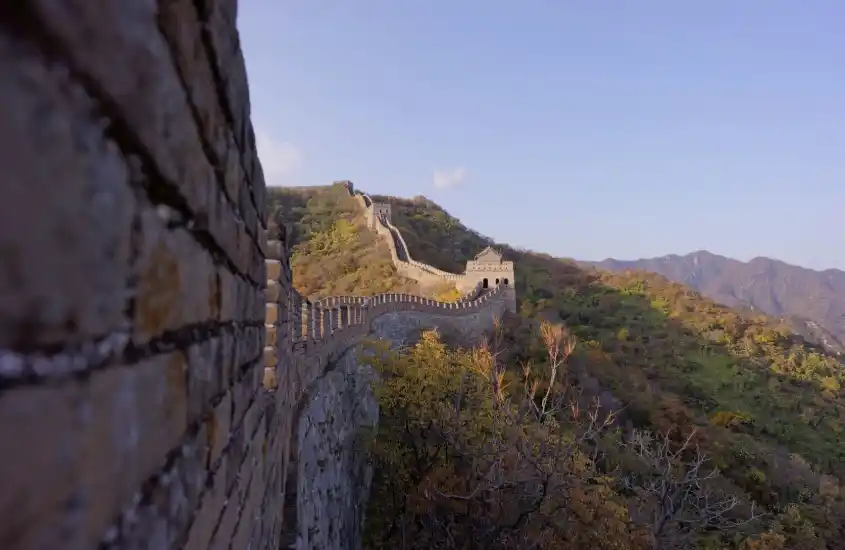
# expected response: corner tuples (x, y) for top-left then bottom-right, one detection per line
(273, 187), (845, 548)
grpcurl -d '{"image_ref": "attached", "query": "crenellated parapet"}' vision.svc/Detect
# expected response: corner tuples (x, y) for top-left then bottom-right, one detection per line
(264, 237), (289, 391)
(263, 232), (513, 400)
(283, 275), (511, 357)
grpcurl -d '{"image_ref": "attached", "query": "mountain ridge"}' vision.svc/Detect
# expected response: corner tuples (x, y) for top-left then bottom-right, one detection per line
(592, 249), (845, 276)
(584, 251), (845, 355)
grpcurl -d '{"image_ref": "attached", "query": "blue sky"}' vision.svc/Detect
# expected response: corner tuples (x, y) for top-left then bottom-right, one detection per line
(238, 1), (844, 271)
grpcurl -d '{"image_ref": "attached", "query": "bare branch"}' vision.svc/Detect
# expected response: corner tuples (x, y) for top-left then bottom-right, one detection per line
(622, 428), (765, 550)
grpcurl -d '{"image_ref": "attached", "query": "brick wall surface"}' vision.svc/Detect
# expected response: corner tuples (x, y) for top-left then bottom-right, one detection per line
(0, 2), (270, 549)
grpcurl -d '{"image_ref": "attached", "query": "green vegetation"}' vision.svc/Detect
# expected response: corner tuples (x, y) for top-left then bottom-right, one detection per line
(362, 328), (646, 550)
(430, 280), (463, 302)
(274, 185), (845, 549)
(590, 252), (845, 356)
(267, 185), (420, 298)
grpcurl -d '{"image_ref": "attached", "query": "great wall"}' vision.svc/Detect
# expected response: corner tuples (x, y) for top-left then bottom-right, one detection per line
(0, 4), (515, 550)
(265, 183), (516, 549)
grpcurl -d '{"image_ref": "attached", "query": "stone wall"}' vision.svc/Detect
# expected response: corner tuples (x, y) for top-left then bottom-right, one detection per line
(266, 220), (513, 548)
(288, 294), (511, 550)
(292, 346), (378, 550)
(0, 1), (278, 549)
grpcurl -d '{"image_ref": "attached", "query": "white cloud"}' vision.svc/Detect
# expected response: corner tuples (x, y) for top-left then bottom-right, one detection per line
(256, 130), (303, 187)
(433, 167), (467, 190)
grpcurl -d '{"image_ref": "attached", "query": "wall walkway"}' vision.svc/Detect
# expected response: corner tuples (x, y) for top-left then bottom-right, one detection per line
(350, 190), (474, 291)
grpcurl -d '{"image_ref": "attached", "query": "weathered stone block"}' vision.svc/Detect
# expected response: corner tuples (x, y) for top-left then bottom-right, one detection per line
(207, 389), (233, 466)
(184, 449), (227, 550)
(266, 259), (282, 282)
(236, 165), (261, 240)
(216, 265), (256, 323)
(263, 366), (278, 390)
(0, 380), (85, 548)
(265, 324), (277, 346)
(233, 326), (263, 374)
(132, 202), (216, 344)
(211, 437), (253, 550)
(232, 369), (260, 436)
(231, 421), (267, 550)
(255, 216), (269, 254)
(82, 352), (190, 544)
(265, 280), (281, 302)
(0, 34), (133, 351)
(158, 0), (256, 231)
(115, 425), (209, 548)
(157, 0), (227, 172)
(198, 0), (249, 145)
(251, 151), (268, 221)
(265, 303), (280, 326)
(186, 335), (226, 423)
(263, 345), (277, 369)
(28, 0), (264, 284)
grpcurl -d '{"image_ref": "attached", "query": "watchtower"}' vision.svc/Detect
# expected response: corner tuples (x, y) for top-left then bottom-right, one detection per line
(461, 246), (516, 311)
(368, 202), (392, 229)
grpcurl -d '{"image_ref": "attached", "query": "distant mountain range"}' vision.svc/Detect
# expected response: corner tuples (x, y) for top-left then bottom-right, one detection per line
(585, 251), (845, 354)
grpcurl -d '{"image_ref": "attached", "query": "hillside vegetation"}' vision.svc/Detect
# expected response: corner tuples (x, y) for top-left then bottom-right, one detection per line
(274, 186), (845, 549)
(267, 185), (456, 300)
(589, 251), (845, 355)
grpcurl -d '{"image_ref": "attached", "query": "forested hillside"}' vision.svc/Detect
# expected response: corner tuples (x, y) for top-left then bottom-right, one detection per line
(274, 185), (845, 549)
(589, 251), (845, 355)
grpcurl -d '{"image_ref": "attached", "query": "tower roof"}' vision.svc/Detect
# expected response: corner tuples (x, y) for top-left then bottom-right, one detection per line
(473, 246), (504, 263)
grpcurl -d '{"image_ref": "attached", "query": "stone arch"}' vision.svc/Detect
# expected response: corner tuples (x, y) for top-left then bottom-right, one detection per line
(483, 278), (489, 288)
(495, 278), (500, 285)
(504, 277), (509, 286)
